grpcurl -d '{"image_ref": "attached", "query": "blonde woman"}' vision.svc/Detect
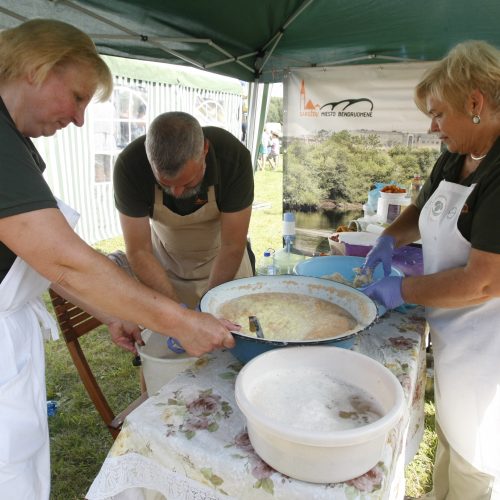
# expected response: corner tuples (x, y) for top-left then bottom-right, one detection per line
(0, 19), (235, 498)
(363, 41), (500, 499)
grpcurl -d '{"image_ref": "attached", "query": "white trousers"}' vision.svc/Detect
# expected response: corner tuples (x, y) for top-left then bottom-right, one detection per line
(423, 422), (494, 500)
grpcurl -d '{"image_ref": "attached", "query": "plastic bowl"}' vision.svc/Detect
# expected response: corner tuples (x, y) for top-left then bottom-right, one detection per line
(199, 275), (378, 363)
(294, 255), (403, 286)
(137, 330), (197, 394)
(235, 346), (405, 483)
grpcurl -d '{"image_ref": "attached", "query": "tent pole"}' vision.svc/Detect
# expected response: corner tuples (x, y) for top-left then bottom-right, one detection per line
(247, 81), (270, 172)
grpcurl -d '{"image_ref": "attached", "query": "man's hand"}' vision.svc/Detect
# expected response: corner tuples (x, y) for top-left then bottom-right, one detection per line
(362, 235), (395, 277)
(362, 276), (404, 310)
(108, 319), (144, 355)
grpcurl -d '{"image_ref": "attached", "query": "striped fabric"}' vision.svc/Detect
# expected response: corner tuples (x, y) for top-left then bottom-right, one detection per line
(35, 75), (243, 245)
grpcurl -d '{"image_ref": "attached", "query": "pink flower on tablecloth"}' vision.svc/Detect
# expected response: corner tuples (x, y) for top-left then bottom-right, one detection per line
(234, 431), (254, 453)
(250, 458), (274, 479)
(184, 416), (210, 432)
(164, 389), (232, 439)
(187, 393), (222, 416)
(233, 431), (278, 477)
(387, 335), (417, 350)
(345, 463), (384, 492)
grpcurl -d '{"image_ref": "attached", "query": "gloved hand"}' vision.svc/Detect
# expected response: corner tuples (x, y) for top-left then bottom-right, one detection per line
(362, 235), (395, 277)
(362, 276), (404, 310)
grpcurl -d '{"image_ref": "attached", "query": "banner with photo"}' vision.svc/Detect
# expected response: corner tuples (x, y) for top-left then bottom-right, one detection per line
(282, 63), (441, 254)
(285, 62), (434, 137)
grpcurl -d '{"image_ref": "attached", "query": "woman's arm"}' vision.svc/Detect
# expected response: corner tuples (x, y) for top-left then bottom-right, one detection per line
(0, 208), (235, 356)
(382, 204), (422, 248)
(403, 247), (500, 308)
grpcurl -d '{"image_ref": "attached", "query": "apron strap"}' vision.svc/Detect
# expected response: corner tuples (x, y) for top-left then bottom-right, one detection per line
(29, 297), (59, 341)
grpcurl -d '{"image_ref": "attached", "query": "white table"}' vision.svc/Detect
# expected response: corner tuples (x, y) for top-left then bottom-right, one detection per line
(87, 307), (428, 500)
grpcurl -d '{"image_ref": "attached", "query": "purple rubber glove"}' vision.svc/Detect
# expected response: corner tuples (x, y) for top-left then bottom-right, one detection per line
(363, 235), (395, 277)
(362, 276), (404, 310)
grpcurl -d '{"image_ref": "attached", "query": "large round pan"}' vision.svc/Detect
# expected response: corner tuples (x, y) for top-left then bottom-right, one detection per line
(200, 275), (378, 363)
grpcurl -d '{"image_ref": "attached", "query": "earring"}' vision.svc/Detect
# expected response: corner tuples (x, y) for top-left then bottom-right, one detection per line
(472, 114), (481, 124)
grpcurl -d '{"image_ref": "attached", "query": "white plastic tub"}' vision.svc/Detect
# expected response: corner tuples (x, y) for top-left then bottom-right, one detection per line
(235, 346), (404, 483)
(377, 191), (411, 224)
(138, 329), (197, 394)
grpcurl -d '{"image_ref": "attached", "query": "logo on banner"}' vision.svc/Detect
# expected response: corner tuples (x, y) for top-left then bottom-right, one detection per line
(299, 79), (373, 119)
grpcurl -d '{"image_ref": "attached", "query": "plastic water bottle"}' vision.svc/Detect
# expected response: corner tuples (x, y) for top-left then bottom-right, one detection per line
(283, 212), (296, 253)
(47, 400), (58, 417)
(256, 249), (278, 275)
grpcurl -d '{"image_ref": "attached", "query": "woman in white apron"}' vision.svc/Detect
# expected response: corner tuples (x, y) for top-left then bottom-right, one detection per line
(362, 41), (500, 499)
(0, 20), (236, 499)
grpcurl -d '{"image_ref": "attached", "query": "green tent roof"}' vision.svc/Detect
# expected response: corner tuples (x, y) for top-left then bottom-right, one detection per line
(2, 0), (500, 83)
(102, 55), (243, 93)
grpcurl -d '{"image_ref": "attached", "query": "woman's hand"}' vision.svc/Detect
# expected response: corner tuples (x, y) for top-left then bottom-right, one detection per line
(362, 235), (395, 277)
(108, 320), (144, 355)
(362, 276), (404, 309)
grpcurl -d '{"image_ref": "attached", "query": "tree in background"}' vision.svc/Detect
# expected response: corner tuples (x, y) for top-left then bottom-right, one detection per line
(267, 97), (283, 125)
(285, 130), (439, 208)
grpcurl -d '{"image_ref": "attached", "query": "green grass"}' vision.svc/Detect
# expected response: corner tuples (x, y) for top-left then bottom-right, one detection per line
(248, 165), (284, 260)
(45, 164), (436, 497)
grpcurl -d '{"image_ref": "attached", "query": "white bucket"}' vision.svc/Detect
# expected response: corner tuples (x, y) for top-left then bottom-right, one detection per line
(138, 329), (197, 394)
(376, 192), (410, 224)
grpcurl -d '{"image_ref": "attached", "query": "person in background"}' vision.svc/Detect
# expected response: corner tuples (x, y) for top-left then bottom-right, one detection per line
(267, 131), (281, 170)
(113, 111), (254, 310)
(241, 112), (247, 142)
(258, 128), (270, 170)
(362, 40), (500, 499)
(0, 20), (236, 499)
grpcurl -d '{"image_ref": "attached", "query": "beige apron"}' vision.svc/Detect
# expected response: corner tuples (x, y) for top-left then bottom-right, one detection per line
(419, 180), (500, 493)
(0, 199), (79, 499)
(151, 186), (253, 308)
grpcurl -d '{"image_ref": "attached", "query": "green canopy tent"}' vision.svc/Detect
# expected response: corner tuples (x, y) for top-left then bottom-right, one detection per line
(2, 0), (500, 81)
(2, 0), (500, 159)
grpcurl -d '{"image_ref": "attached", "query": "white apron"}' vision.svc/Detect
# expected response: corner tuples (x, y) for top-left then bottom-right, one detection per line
(0, 199), (79, 499)
(150, 186), (253, 308)
(419, 180), (500, 487)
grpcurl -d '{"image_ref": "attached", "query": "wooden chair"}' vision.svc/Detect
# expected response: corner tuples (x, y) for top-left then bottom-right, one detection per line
(48, 288), (147, 439)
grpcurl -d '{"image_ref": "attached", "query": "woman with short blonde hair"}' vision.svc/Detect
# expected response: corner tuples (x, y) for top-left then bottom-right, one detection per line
(0, 19), (235, 498)
(363, 40), (500, 498)
(0, 18), (112, 101)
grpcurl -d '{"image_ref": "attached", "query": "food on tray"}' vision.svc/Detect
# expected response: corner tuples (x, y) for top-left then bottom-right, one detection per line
(380, 184), (406, 193)
(217, 292), (358, 341)
(321, 267), (373, 288)
(335, 225), (353, 232)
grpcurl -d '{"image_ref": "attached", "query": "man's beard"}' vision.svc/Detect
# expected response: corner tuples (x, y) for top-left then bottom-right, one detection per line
(162, 181), (203, 199)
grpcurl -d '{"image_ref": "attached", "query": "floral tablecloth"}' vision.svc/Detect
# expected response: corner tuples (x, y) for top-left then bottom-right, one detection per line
(87, 307), (428, 500)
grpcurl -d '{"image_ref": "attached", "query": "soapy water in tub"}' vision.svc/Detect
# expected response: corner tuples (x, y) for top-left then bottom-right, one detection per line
(248, 367), (384, 432)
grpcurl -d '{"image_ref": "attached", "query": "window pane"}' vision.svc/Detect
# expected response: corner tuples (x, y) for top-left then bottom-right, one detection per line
(95, 154), (112, 182)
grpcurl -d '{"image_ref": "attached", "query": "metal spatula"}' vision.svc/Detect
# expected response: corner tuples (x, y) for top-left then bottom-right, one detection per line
(249, 315), (264, 339)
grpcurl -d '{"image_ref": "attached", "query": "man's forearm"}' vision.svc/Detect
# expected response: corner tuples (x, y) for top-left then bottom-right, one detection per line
(128, 250), (180, 301)
(206, 245), (246, 291)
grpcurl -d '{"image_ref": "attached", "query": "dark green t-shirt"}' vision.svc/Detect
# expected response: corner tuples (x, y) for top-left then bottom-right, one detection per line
(0, 98), (57, 282)
(113, 126), (254, 218)
(415, 136), (500, 253)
